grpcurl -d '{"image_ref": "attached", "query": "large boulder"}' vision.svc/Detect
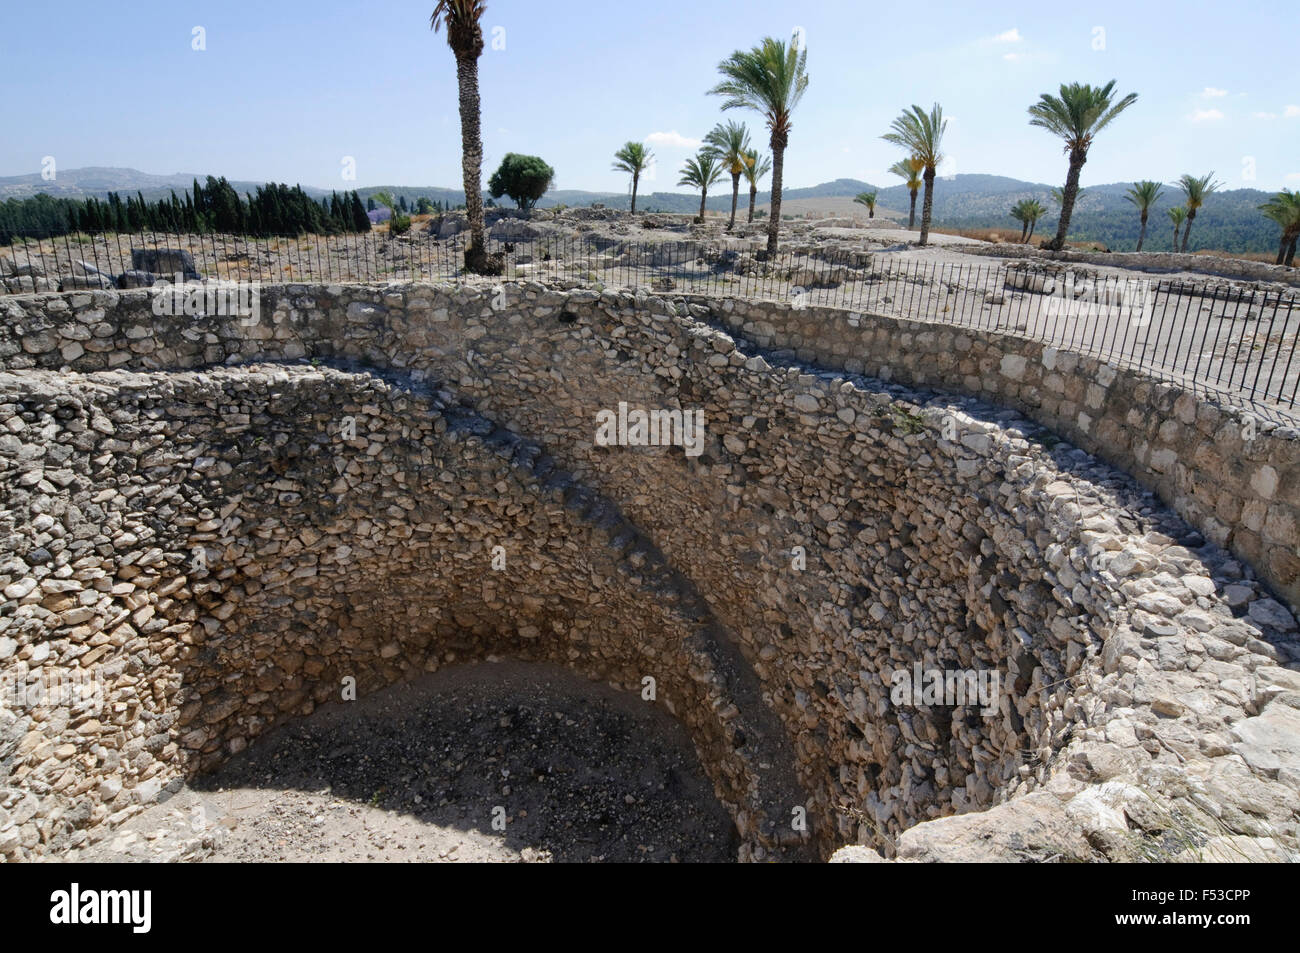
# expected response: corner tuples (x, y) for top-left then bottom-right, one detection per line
(116, 270), (157, 289)
(2, 275), (55, 293)
(130, 248), (201, 280)
(434, 214), (468, 240)
(60, 275), (115, 291)
(895, 793), (1095, 862)
(489, 218), (539, 241)
(71, 259), (107, 277)
(2, 257), (45, 278)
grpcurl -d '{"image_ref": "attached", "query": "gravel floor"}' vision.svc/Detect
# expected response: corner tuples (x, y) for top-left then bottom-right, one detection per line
(73, 661), (737, 863)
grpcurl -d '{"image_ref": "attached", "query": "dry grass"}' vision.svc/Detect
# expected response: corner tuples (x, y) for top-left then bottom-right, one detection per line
(928, 225), (1026, 244)
(1191, 248), (1280, 264)
(925, 228), (1285, 265)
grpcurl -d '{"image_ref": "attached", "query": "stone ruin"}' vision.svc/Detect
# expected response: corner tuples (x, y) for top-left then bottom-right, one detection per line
(1, 248), (202, 294)
(0, 280), (1297, 862)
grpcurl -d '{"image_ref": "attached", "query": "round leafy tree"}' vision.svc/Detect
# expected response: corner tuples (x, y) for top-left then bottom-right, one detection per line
(488, 153), (555, 210)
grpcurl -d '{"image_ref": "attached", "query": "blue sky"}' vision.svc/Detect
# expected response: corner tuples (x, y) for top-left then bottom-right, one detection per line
(2, 0), (1297, 193)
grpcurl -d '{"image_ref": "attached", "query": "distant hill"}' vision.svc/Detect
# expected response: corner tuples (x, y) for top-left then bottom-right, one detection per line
(0, 167), (272, 203)
(875, 176), (1280, 254)
(0, 167), (1283, 253)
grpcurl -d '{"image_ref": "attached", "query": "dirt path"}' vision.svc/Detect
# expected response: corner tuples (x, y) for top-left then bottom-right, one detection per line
(71, 661), (736, 863)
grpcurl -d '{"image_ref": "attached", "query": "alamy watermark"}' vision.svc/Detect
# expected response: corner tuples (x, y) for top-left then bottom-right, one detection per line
(152, 277), (261, 325)
(1042, 272), (1154, 326)
(888, 663), (1002, 717)
(2, 668), (105, 714)
(594, 401), (705, 457)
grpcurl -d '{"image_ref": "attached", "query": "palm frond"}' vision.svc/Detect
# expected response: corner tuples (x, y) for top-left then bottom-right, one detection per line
(708, 35), (809, 138)
(881, 103), (946, 171)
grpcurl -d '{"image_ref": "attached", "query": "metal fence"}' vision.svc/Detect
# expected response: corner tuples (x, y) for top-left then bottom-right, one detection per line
(3, 228), (1298, 419)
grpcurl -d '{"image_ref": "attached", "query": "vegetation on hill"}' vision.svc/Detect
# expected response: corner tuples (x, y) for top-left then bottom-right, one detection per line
(878, 178), (1285, 253)
(0, 177), (370, 242)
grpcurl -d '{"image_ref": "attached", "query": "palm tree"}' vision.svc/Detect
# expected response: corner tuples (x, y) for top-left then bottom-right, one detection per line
(854, 191), (878, 218)
(1260, 189), (1300, 266)
(1124, 180), (1164, 252)
(1028, 80), (1138, 251)
(1010, 200), (1029, 242)
(741, 149), (771, 224)
(889, 156), (924, 229)
(431, 1), (495, 274)
(704, 121), (754, 231)
(613, 142), (654, 215)
(1176, 172), (1223, 253)
(882, 103), (947, 246)
(1022, 199), (1046, 243)
(678, 151), (725, 221)
(1168, 206), (1188, 250)
(1010, 198), (1046, 243)
(709, 35), (809, 256)
(1049, 185), (1085, 209)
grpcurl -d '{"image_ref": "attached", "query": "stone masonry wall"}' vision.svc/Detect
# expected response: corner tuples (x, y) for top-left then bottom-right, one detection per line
(691, 295), (1300, 618)
(2, 283), (1298, 863)
(959, 243), (1300, 287)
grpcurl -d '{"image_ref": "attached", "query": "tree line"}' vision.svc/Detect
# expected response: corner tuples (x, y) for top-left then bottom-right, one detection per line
(0, 177), (372, 243)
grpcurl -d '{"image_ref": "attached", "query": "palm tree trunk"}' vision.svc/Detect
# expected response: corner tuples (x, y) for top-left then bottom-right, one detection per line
(1019, 222), (1028, 243)
(631, 171), (639, 215)
(454, 48), (487, 270)
(1049, 149), (1086, 251)
(1172, 224), (1180, 249)
(1181, 210), (1196, 253)
(1028, 219), (1037, 241)
(767, 140), (785, 257)
(908, 189), (917, 229)
(728, 173), (740, 230)
(1285, 233), (1298, 267)
(1136, 212), (1148, 252)
(918, 169), (935, 246)
(699, 189), (707, 221)
(1276, 234), (1287, 266)
(748, 187), (756, 224)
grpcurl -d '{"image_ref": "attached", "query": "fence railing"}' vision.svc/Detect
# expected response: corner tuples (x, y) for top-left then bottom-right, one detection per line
(3, 228), (1298, 419)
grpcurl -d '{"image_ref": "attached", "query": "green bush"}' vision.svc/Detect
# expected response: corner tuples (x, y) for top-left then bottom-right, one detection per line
(488, 153), (556, 210)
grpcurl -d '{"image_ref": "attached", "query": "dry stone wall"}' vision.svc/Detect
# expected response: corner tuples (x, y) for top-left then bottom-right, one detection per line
(1, 282), (1298, 863)
(959, 243), (1300, 287)
(695, 295), (1300, 618)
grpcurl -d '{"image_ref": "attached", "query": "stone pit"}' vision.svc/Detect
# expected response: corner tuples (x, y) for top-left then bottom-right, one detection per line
(1, 281), (1298, 862)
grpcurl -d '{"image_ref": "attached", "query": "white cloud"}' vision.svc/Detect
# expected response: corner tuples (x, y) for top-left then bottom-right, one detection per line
(644, 130), (702, 149)
(1285, 105), (1300, 117)
(1254, 111), (1279, 120)
(1002, 52), (1020, 61)
(992, 28), (1021, 43)
(1202, 87), (1227, 97)
(1189, 108), (1225, 122)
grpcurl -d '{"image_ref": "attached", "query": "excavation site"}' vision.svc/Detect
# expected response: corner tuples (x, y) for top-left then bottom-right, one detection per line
(1, 279), (1298, 863)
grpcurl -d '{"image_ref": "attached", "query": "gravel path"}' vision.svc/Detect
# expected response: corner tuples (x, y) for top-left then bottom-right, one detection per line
(73, 662), (736, 863)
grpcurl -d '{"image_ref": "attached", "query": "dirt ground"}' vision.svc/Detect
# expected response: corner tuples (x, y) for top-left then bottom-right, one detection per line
(69, 661), (737, 864)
